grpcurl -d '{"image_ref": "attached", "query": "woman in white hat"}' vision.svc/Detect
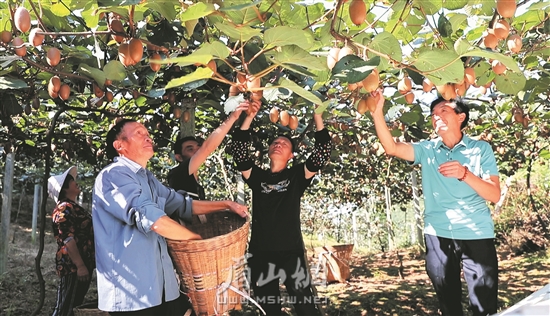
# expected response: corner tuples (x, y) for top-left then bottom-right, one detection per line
(48, 166), (95, 316)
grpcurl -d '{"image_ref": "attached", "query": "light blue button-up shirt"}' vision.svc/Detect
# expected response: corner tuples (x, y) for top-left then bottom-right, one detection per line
(411, 135), (499, 240)
(92, 156), (193, 312)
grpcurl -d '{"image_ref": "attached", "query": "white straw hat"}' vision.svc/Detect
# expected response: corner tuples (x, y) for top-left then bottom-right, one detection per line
(47, 166), (77, 203)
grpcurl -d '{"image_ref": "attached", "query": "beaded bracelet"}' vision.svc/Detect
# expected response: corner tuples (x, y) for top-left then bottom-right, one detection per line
(458, 166), (468, 181)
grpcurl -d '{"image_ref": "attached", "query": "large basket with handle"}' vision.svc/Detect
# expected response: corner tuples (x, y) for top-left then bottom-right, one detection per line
(314, 244), (354, 283)
(166, 211), (249, 316)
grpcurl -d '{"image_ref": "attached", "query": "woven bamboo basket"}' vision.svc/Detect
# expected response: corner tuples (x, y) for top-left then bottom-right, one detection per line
(314, 244), (354, 283)
(167, 212), (249, 316)
(73, 302), (109, 316)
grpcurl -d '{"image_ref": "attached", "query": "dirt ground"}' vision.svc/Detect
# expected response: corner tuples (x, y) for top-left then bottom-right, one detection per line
(1, 221), (549, 316)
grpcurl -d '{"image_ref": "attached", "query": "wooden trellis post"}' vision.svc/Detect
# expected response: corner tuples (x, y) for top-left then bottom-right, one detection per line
(0, 153), (15, 274)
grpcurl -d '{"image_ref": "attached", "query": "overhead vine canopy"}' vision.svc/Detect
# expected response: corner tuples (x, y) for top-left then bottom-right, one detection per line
(0, 0), (549, 195)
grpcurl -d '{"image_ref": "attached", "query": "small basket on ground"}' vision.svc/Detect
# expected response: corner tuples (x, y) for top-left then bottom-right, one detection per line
(167, 212), (250, 316)
(73, 302), (109, 316)
(314, 244), (354, 283)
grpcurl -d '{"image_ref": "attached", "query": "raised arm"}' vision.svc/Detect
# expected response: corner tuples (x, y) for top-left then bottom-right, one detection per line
(231, 100), (260, 179)
(153, 200), (248, 240)
(188, 101), (259, 175)
(191, 200), (248, 218)
(370, 89), (415, 162)
(304, 111), (332, 179)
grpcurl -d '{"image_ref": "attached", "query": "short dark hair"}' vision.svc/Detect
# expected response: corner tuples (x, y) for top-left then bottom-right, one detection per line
(269, 134), (296, 153)
(106, 119), (137, 159)
(58, 174), (74, 201)
(173, 136), (199, 155)
(429, 97), (469, 130)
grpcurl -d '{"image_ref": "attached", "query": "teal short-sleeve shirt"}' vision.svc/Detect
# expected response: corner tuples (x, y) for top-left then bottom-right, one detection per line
(411, 135), (499, 240)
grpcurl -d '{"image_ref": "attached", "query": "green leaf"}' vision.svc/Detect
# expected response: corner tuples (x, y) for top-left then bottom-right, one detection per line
(413, 0), (440, 15)
(493, 72), (526, 95)
(77, 64), (106, 88)
(315, 99), (332, 114)
(400, 111), (421, 124)
(539, 149), (550, 159)
(368, 32), (401, 71)
(50, 3), (71, 16)
(243, 42), (269, 75)
(317, 19), (334, 47)
(180, 2), (215, 22)
(265, 45), (326, 71)
(158, 54), (213, 67)
(181, 79), (209, 92)
(143, 1), (179, 21)
(0, 93), (21, 116)
(442, 0), (468, 10)
(24, 139), (36, 147)
(103, 61), (126, 82)
(80, 3), (100, 28)
(474, 61), (495, 87)
(97, 0), (141, 6)
(438, 15), (453, 37)
(214, 22), (261, 41)
(165, 67), (213, 89)
(454, 38), (471, 55)
(412, 49), (464, 85)
(0, 77), (28, 89)
(264, 26), (312, 50)
(460, 48), (521, 73)
(385, 10), (424, 43)
(278, 63), (318, 78)
(198, 99), (223, 111)
(331, 55), (380, 84)
(527, 2), (550, 11)
(147, 88), (166, 99)
(448, 13), (468, 33)
(194, 41), (231, 59)
(390, 129), (403, 137)
(277, 77), (322, 105)
(219, 0), (262, 11)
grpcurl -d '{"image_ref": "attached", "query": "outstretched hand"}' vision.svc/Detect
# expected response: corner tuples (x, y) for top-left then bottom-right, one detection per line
(244, 99), (261, 118)
(227, 201), (249, 218)
(229, 102), (250, 120)
(371, 88), (385, 115)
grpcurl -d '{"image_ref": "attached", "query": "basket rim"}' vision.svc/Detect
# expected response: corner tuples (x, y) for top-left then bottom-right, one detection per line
(166, 216), (249, 246)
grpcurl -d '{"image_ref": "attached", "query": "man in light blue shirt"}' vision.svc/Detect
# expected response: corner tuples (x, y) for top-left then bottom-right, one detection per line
(371, 93), (500, 316)
(92, 119), (248, 315)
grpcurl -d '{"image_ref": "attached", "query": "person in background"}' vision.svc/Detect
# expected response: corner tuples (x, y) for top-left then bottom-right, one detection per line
(48, 166), (95, 316)
(370, 91), (500, 316)
(230, 107), (332, 315)
(168, 101), (260, 200)
(92, 119), (248, 316)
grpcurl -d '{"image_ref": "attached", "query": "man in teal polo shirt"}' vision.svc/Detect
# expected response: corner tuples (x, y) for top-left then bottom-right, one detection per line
(370, 91), (501, 316)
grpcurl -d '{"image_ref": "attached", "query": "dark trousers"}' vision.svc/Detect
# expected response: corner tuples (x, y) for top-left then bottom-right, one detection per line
(248, 249), (321, 316)
(425, 235), (498, 316)
(52, 272), (91, 316)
